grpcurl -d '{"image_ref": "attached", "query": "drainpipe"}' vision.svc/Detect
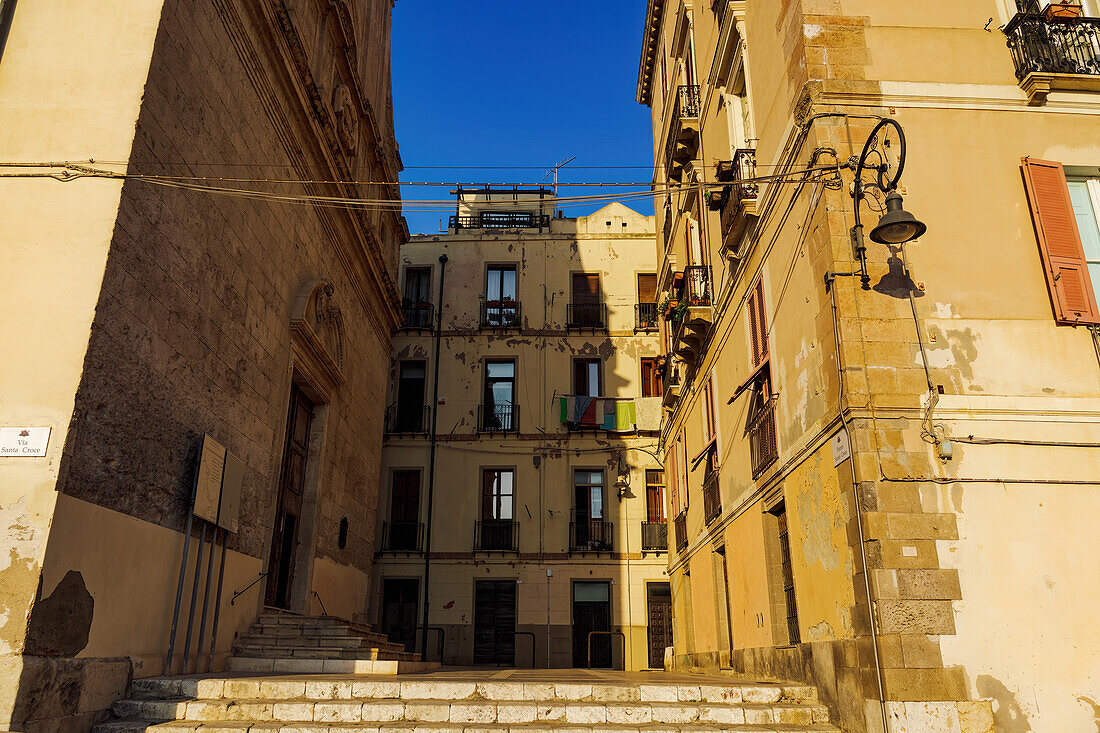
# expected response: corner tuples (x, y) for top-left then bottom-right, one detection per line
(420, 253), (447, 658)
(0, 0), (18, 65)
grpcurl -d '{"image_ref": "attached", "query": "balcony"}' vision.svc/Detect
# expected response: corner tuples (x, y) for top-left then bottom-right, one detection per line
(717, 149), (759, 252)
(478, 403), (519, 433)
(559, 396), (637, 432)
(712, 0), (730, 30)
(450, 212), (551, 230)
(635, 302), (659, 331)
(570, 519), (614, 553)
(380, 521), (424, 553)
(674, 512), (688, 553)
(401, 303), (433, 330)
(474, 520), (519, 552)
(668, 266), (715, 367)
(749, 395), (779, 479)
(641, 521), (668, 552)
(567, 302), (607, 330)
(664, 85), (701, 181)
(480, 298), (522, 329)
(1005, 5), (1100, 104)
(385, 404), (430, 435)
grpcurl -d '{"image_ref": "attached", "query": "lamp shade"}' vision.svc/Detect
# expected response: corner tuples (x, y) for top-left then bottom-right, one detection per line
(870, 191), (927, 245)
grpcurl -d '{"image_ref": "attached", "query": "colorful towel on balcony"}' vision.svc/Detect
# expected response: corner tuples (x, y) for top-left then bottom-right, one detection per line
(559, 397), (636, 432)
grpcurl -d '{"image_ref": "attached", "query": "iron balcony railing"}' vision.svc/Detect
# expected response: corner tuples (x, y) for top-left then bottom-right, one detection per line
(641, 521), (668, 552)
(381, 521), (424, 553)
(665, 85), (702, 174)
(478, 402), (519, 432)
(674, 512), (688, 552)
(570, 519), (614, 552)
(681, 266), (713, 307)
(749, 395), (779, 479)
(567, 303), (607, 330)
(474, 519), (519, 552)
(450, 212), (551, 230)
(401, 303), (433, 330)
(480, 298), (522, 328)
(385, 404), (430, 434)
(676, 84), (702, 120)
(635, 302), (659, 330)
(718, 149), (759, 236)
(703, 474), (722, 525)
(1005, 9), (1100, 80)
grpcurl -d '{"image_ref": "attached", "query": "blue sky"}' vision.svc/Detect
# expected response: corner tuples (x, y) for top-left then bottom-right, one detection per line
(391, 0), (655, 235)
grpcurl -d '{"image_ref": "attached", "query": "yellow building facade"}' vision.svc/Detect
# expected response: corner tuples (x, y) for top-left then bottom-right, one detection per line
(370, 196), (673, 671)
(638, 1), (1100, 731)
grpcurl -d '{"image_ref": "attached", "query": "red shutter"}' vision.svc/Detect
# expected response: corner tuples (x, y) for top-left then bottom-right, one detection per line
(1021, 158), (1100, 325)
(747, 279), (769, 365)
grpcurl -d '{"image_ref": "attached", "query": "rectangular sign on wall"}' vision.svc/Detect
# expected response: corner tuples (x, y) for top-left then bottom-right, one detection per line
(831, 428), (852, 467)
(0, 427), (52, 457)
(193, 434), (244, 533)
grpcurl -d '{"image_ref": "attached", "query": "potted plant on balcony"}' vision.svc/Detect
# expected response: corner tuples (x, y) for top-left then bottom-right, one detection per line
(660, 295), (678, 319)
(704, 187), (727, 211)
(1044, 1), (1083, 19)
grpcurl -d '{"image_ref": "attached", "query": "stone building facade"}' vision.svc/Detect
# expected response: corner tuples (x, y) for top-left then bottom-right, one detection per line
(0, 0), (405, 729)
(371, 195), (672, 670)
(637, 0), (1100, 731)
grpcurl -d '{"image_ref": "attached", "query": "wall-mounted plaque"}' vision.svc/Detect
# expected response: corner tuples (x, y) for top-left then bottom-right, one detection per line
(0, 427), (52, 457)
(194, 434), (226, 525)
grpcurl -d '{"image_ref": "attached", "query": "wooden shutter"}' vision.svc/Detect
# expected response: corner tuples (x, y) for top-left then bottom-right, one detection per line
(748, 279), (769, 366)
(1021, 158), (1100, 325)
(573, 273), (600, 303)
(637, 273), (658, 303)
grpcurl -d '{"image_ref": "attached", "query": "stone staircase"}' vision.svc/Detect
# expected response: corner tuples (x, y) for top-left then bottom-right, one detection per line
(227, 610), (438, 674)
(96, 674), (839, 732)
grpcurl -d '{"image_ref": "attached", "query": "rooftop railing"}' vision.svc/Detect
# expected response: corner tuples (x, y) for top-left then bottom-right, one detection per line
(450, 212), (551, 230)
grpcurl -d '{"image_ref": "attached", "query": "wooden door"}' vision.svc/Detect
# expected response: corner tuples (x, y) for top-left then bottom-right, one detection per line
(380, 579), (419, 653)
(573, 582), (611, 668)
(473, 580), (516, 665)
(647, 583), (673, 669)
(266, 385), (314, 608)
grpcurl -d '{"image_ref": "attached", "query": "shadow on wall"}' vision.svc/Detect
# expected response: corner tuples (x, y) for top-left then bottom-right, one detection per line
(976, 675), (1032, 733)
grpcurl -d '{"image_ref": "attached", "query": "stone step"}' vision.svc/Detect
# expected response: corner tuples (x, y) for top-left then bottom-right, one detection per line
(224, 658), (437, 674)
(251, 624), (354, 637)
(238, 634), (402, 652)
(112, 697), (831, 726)
(97, 722), (840, 733)
(130, 677), (817, 705)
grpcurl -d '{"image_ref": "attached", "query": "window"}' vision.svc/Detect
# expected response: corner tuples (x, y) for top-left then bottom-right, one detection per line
(402, 268), (432, 328)
(645, 470), (665, 522)
(1021, 159), (1100, 325)
(394, 362), (426, 432)
(640, 358), (661, 398)
(481, 361), (517, 431)
(767, 502), (800, 645)
(482, 469), (514, 520)
(484, 265), (519, 327)
(703, 376), (717, 440)
(1068, 178), (1100, 305)
(574, 358), (602, 398)
(572, 470), (610, 551)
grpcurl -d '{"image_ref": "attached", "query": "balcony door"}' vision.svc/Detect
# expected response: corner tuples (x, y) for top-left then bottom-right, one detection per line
(473, 580), (516, 665)
(574, 470), (605, 549)
(403, 268), (432, 328)
(389, 470), (420, 551)
(396, 362), (426, 432)
(485, 266), (517, 326)
(573, 581), (611, 668)
(480, 469), (515, 551)
(574, 358), (601, 398)
(645, 470), (665, 522)
(572, 273), (601, 327)
(483, 361), (516, 430)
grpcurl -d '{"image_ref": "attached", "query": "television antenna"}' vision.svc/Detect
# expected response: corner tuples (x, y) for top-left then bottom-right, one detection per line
(545, 155), (576, 198)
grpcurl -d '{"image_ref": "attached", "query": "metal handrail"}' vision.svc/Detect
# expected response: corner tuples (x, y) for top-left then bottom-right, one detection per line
(586, 630), (628, 670)
(477, 402), (519, 432)
(509, 631), (537, 668)
(414, 625), (446, 662)
(1004, 11), (1100, 80)
(229, 570), (268, 606)
(480, 298), (522, 328)
(566, 302), (607, 330)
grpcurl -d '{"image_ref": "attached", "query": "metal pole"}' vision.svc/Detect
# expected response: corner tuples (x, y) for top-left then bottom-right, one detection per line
(208, 530), (229, 672)
(419, 253), (447, 657)
(545, 569), (552, 668)
(181, 522), (208, 674)
(165, 455), (201, 674)
(195, 524), (219, 673)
